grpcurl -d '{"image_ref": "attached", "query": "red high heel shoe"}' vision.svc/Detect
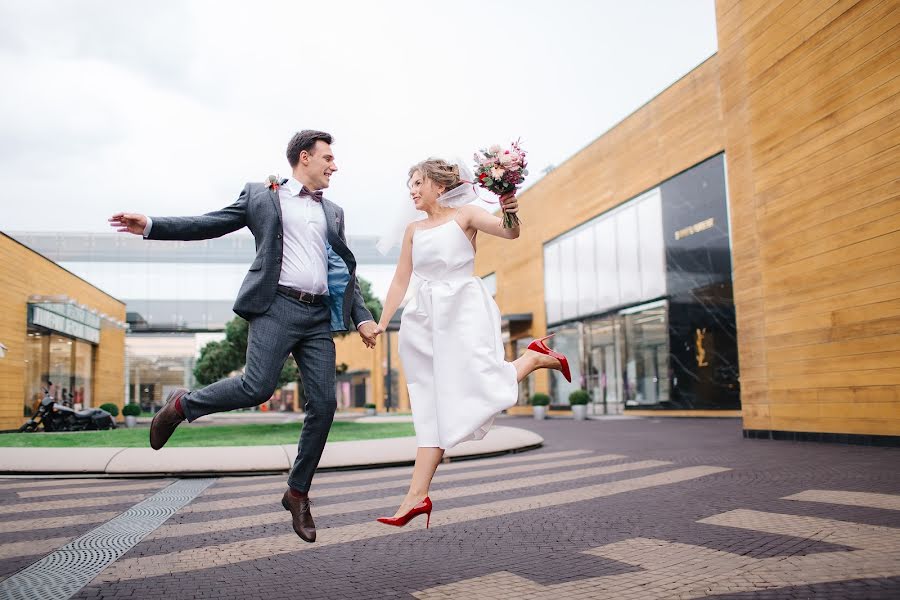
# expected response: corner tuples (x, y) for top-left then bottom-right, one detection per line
(528, 334), (572, 382)
(376, 497), (433, 528)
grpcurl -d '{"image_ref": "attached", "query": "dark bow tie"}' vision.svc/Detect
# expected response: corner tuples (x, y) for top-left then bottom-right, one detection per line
(298, 187), (324, 202)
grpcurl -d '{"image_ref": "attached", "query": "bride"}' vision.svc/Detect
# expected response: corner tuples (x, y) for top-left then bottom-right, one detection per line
(372, 157), (571, 528)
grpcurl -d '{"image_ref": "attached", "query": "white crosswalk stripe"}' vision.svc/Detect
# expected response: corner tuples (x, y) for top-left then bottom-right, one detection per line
(98, 465), (727, 581)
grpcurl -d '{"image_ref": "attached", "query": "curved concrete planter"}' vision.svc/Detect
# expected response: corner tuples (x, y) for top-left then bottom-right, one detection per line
(0, 426), (543, 475)
(572, 405), (588, 421)
(533, 406), (547, 420)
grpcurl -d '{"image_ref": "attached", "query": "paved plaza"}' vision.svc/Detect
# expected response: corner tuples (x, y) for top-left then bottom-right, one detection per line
(0, 417), (898, 599)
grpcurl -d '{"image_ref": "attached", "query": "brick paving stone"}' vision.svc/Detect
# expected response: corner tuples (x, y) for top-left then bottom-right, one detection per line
(1, 417), (897, 598)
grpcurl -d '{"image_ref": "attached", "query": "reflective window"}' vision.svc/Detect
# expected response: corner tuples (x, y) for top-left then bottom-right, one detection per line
(622, 303), (669, 407)
(594, 217), (620, 310)
(616, 207), (642, 305)
(574, 227), (597, 316)
(543, 188), (665, 325)
(543, 244), (562, 325)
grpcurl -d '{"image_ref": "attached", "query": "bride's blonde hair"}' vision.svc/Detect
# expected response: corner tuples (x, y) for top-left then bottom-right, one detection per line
(408, 158), (464, 192)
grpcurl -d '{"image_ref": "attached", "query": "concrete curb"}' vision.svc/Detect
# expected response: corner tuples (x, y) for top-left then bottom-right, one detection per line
(0, 426), (543, 476)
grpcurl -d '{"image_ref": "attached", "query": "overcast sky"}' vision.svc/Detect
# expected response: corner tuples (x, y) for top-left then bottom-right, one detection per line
(0, 1), (717, 237)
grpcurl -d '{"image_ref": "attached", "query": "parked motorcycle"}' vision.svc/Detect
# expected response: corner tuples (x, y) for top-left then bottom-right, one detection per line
(18, 390), (116, 432)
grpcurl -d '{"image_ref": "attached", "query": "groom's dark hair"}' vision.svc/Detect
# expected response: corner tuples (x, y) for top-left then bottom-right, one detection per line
(287, 130), (333, 167)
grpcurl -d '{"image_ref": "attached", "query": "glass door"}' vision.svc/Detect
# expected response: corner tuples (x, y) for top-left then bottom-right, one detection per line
(621, 301), (670, 408)
(586, 317), (624, 414)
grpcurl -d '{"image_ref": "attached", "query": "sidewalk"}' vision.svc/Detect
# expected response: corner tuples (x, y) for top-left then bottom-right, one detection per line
(0, 425), (542, 476)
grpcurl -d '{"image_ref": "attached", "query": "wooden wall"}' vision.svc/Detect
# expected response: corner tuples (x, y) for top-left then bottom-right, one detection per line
(0, 234), (126, 430)
(717, 0), (900, 436)
(474, 57), (726, 396)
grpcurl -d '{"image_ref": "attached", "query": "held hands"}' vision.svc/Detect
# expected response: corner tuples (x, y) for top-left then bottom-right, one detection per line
(109, 212), (148, 236)
(358, 321), (382, 349)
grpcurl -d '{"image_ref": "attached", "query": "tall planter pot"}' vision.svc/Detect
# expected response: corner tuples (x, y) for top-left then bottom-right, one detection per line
(572, 405), (588, 421)
(124, 416), (138, 429)
(533, 406), (546, 420)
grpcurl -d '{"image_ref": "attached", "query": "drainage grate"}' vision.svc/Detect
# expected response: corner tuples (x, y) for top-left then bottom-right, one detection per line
(0, 478), (214, 600)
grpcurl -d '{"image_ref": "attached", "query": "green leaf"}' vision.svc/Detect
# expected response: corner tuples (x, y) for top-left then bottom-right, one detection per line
(484, 177), (494, 186)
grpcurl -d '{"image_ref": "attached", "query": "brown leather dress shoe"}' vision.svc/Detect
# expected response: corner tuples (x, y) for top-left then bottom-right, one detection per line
(281, 490), (316, 543)
(150, 388), (188, 450)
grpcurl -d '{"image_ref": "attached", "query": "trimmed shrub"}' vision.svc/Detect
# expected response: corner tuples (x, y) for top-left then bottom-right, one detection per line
(99, 403), (119, 417)
(122, 403), (141, 417)
(568, 390), (591, 406)
(530, 393), (551, 406)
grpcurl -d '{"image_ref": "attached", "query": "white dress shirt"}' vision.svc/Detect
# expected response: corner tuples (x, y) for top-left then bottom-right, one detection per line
(277, 177), (328, 294)
(143, 179), (373, 330)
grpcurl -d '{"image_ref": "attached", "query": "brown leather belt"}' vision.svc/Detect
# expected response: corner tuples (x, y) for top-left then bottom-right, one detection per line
(277, 285), (325, 304)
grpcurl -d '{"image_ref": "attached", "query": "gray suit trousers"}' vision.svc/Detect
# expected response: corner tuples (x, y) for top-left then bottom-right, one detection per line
(181, 292), (336, 492)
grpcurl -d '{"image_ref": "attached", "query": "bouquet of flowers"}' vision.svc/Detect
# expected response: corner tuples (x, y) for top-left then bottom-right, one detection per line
(473, 139), (528, 228)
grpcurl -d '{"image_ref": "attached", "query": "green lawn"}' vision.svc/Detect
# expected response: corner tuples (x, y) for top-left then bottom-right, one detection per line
(0, 421), (415, 448)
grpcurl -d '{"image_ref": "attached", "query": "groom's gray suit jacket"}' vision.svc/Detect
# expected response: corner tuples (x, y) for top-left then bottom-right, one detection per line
(147, 182), (372, 331)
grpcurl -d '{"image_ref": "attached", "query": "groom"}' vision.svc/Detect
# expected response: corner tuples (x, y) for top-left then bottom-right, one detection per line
(109, 130), (379, 543)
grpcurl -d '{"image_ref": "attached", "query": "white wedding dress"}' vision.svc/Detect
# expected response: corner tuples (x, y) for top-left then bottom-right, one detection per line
(399, 217), (518, 449)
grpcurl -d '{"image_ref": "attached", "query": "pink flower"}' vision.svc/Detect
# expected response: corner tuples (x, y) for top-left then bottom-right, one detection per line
(491, 166), (506, 179)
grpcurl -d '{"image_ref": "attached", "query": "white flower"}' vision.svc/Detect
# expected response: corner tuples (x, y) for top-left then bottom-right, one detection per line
(489, 144), (502, 155)
(499, 153), (513, 165)
(491, 166), (506, 179)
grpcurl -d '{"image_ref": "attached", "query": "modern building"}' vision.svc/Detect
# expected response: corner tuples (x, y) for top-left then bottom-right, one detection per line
(0, 233), (127, 430)
(10, 231), (399, 411)
(475, 0), (899, 443)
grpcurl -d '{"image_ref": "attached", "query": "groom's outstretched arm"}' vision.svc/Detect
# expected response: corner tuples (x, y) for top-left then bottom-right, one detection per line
(109, 184), (251, 241)
(146, 184), (251, 241)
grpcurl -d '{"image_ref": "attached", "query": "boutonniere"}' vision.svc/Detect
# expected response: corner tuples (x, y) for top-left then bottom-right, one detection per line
(266, 175), (282, 191)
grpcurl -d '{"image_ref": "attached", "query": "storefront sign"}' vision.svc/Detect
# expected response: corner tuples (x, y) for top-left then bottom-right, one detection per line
(675, 217), (714, 240)
(28, 304), (101, 344)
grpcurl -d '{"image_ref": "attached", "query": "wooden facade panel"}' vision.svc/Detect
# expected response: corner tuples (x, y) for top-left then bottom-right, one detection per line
(763, 198), (900, 268)
(0, 234), (126, 430)
(763, 233), (900, 293)
(718, 0), (900, 435)
(747, 0), (890, 86)
(766, 279), (900, 326)
(752, 41), (900, 167)
(768, 350), (900, 378)
(756, 85), (900, 192)
(758, 168), (899, 237)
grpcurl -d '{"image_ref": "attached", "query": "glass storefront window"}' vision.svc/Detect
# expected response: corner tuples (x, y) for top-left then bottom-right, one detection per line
(127, 334), (204, 411)
(24, 332), (48, 416)
(73, 340), (94, 408)
(23, 330), (96, 413)
(585, 317), (624, 415)
(622, 302), (670, 408)
(49, 335), (74, 406)
(547, 324), (582, 405)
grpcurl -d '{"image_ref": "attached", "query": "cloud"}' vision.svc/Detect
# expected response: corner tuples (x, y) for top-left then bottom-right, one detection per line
(0, 0), (718, 236)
